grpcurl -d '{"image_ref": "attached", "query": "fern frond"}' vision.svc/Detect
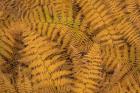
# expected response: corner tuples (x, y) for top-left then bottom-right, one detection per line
(124, 0), (140, 30)
(0, 29), (15, 61)
(103, 0), (126, 18)
(20, 31), (72, 93)
(73, 43), (103, 93)
(116, 20), (140, 47)
(74, 0), (114, 33)
(25, 22), (93, 56)
(16, 67), (33, 93)
(0, 70), (16, 93)
(19, 0), (73, 25)
(50, 0), (73, 25)
(1, 0), (140, 93)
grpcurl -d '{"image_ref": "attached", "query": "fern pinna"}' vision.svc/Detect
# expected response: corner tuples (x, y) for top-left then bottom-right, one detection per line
(0, 0), (140, 93)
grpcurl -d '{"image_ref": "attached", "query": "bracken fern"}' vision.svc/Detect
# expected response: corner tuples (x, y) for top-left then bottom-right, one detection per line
(0, 0), (140, 93)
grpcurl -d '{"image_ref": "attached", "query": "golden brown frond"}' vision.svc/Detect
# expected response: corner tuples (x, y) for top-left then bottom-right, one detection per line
(73, 43), (103, 93)
(19, 31), (73, 93)
(1, 0), (140, 93)
(0, 70), (16, 93)
(16, 67), (32, 93)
